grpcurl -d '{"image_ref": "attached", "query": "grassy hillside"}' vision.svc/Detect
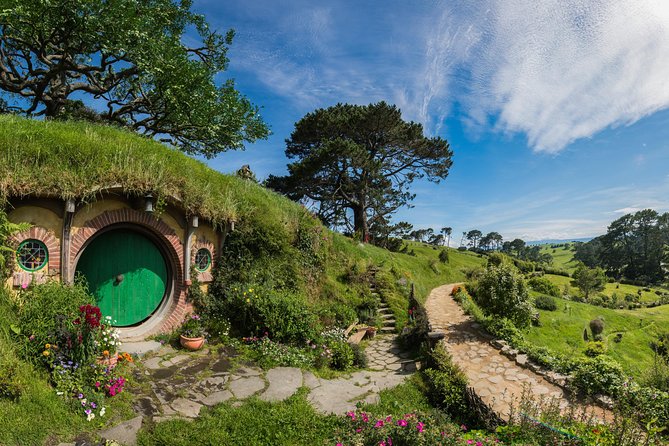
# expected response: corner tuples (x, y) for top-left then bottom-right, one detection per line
(525, 295), (667, 377)
(539, 243), (578, 273)
(0, 117), (486, 444)
(544, 273), (668, 304)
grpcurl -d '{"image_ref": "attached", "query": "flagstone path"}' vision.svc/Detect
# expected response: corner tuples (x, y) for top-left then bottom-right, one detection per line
(86, 334), (414, 445)
(424, 283), (610, 420)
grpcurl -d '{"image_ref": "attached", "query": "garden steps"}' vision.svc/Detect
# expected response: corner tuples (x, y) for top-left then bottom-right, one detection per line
(347, 329), (368, 345)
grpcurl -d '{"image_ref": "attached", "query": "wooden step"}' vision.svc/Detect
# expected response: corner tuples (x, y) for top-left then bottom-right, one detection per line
(347, 329), (367, 345)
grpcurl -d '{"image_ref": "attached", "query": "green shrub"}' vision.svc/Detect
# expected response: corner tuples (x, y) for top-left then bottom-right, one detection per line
(221, 284), (319, 344)
(527, 276), (560, 297)
(589, 318), (605, 339)
(438, 249), (449, 263)
(328, 340), (354, 370)
(0, 355), (23, 401)
(572, 355), (625, 396)
(534, 294), (557, 311)
(583, 341), (607, 357)
(484, 317), (523, 344)
(475, 263), (533, 328)
(17, 281), (93, 364)
(350, 343), (367, 368)
(423, 344), (469, 420)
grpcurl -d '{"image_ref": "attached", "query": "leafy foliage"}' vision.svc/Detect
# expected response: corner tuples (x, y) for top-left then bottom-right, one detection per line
(533, 294), (558, 311)
(0, 0), (268, 156)
(266, 102), (453, 241)
(474, 263), (533, 328)
(574, 209), (669, 283)
(423, 344), (469, 421)
(572, 263), (607, 299)
(0, 209), (29, 275)
(527, 276), (561, 297)
(572, 355), (625, 396)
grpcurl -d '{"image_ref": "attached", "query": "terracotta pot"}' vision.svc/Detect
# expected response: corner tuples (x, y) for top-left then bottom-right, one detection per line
(180, 334), (205, 351)
(96, 352), (118, 369)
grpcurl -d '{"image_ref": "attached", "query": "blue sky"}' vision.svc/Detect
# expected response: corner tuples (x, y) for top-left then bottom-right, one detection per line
(194, 0), (669, 242)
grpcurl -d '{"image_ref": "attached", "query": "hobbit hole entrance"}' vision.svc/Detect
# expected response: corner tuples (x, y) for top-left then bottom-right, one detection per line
(75, 227), (170, 327)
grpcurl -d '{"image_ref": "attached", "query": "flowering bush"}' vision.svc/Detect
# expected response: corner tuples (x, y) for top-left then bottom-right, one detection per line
(95, 316), (121, 354)
(243, 336), (313, 368)
(180, 313), (206, 338)
(333, 411), (502, 446)
(19, 292), (129, 422)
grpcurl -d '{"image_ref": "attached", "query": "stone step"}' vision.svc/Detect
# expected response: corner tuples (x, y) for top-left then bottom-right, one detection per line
(380, 327), (395, 333)
(379, 313), (394, 319)
(383, 319), (396, 327)
(377, 308), (392, 314)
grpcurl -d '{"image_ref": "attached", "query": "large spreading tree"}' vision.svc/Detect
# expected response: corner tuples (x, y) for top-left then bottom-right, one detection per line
(266, 102), (453, 242)
(0, 0), (268, 157)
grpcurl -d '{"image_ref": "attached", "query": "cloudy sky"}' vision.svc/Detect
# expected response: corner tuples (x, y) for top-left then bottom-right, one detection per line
(195, 0), (669, 242)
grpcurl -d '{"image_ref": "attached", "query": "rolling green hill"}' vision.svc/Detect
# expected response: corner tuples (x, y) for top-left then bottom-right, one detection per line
(539, 243), (579, 273)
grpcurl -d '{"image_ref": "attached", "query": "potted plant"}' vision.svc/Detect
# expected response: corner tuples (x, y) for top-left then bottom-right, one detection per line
(179, 314), (206, 350)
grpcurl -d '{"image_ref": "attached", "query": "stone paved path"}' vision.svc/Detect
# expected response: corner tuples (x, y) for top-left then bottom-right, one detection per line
(425, 283), (610, 420)
(95, 335), (414, 445)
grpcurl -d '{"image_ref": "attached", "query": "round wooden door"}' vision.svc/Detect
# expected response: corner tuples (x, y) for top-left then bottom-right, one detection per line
(76, 228), (168, 326)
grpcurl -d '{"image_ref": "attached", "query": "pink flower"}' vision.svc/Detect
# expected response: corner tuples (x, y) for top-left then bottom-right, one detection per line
(361, 413), (369, 423)
(461, 424), (468, 431)
(397, 419), (408, 427)
(379, 442), (386, 446)
(416, 422), (425, 433)
(374, 420), (384, 428)
(477, 442), (483, 446)
(21, 282), (28, 289)
(346, 411), (356, 420)
(356, 428), (362, 433)
(467, 441), (473, 445)
(385, 416), (392, 423)
(336, 443), (343, 446)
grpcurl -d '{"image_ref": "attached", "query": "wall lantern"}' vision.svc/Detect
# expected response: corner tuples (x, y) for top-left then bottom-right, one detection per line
(191, 215), (199, 228)
(65, 198), (76, 213)
(144, 193), (154, 213)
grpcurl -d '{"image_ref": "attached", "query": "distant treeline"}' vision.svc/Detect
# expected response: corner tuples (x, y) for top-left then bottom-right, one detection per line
(574, 209), (669, 284)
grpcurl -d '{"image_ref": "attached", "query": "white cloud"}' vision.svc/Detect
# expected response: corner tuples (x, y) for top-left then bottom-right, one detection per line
(464, 0), (669, 152)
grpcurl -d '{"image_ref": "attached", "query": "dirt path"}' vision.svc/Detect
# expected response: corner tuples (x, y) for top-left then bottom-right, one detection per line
(425, 283), (610, 420)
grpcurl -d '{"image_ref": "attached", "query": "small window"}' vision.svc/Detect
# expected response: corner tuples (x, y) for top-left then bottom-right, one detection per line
(17, 239), (48, 272)
(194, 248), (211, 272)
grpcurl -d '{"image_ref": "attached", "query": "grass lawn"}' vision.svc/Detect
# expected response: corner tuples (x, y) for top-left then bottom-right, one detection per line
(539, 243), (579, 274)
(524, 296), (667, 377)
(543, 274), (668, 304)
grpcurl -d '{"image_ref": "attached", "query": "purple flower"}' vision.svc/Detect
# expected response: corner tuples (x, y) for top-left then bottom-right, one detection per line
(90, 402), (97, 408)
(77, 393), (84, 399)
(85, 409), (92, 415)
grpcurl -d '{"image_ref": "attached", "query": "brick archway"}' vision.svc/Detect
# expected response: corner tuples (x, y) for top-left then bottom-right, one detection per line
(70, 208), (190, 335)
(10, 226), (61, 286)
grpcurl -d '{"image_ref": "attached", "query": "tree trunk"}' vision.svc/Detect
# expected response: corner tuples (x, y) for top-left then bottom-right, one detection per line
(353, 204), (369, 243)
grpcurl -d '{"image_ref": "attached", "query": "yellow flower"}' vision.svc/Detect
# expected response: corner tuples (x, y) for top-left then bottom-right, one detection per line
(45, 343), (51, 349)
(246, 298), (250, 303)
(249, 288), (254, 292)
(42, 350), (50, 356)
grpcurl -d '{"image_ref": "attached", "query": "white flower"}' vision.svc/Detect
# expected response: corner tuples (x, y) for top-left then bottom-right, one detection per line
(87, 412), (95, 422)
(100, 407), (106, 417)
(56, 391), (64, 396)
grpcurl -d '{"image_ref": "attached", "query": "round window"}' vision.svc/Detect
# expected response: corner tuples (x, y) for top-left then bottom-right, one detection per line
(17, 239), (48, 272)
(194, 248), (212, 272)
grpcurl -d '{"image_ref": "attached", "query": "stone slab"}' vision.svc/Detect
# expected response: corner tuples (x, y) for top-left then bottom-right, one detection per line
(99, 415), (143, 446)
(229, 376), (265, 399)
(260, 367), (303, 401)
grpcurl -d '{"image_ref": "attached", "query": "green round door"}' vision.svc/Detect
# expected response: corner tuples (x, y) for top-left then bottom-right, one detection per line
(76, 229), (168, 326)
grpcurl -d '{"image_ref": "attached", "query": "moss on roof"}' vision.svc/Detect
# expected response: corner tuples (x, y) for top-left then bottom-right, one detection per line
(0, 115), (298, 229)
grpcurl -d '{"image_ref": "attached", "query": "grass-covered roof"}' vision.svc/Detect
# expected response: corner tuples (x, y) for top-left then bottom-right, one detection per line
(0, 115), (300, 229)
